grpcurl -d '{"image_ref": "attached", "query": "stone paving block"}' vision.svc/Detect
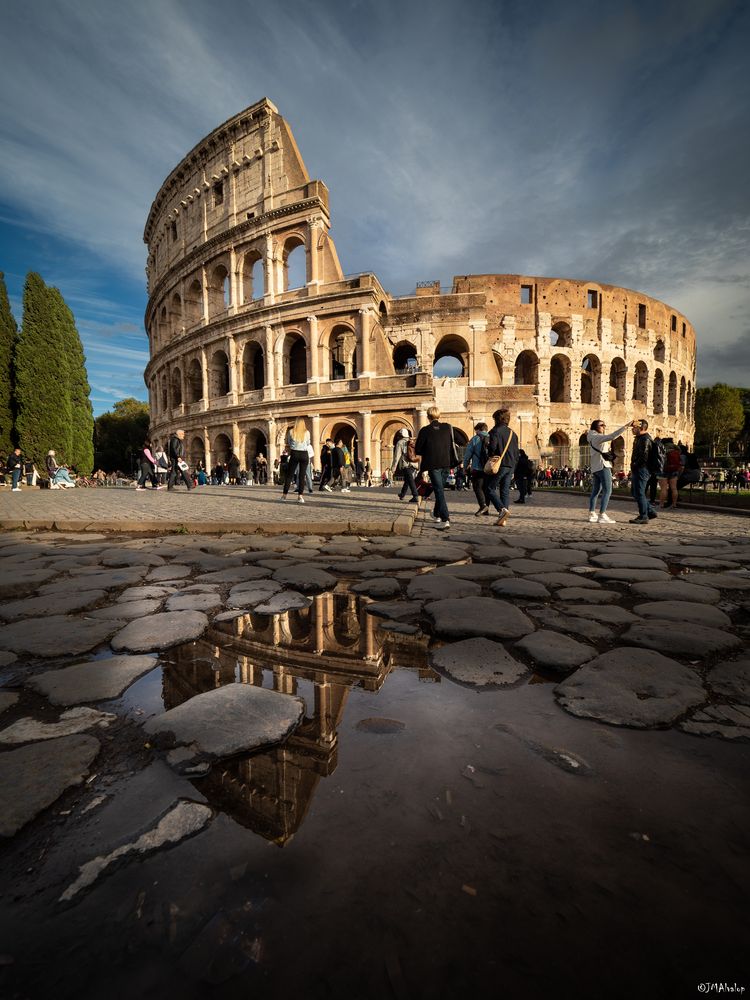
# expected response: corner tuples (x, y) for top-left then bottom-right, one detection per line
(430, 637), (528, 687)
(632, 600), (731, 628)
(425, 597), (535, 640)
(706, 658), (750, 705)
(514, 630), (596, 673)
(621, 620), (742, 657)
(0, 614), (125, 658)
(111, 611), (209, 653)
(27, 654), (159, 705)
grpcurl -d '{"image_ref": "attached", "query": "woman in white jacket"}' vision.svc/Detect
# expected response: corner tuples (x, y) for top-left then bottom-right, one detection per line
(586, 420), (631, 523)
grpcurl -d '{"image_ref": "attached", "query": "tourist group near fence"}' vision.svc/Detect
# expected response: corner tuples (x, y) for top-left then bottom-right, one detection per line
(5, 404), (745, 529)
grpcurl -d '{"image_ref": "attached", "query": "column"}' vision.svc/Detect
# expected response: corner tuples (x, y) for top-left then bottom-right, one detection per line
(227, 336), (238, 398)
(357, 308), (375, 377)
(229, 247), (238, 313)
(201, 264), (209, 322)
(307, 315), (320, 381)
(264, 233), (275, 304)
(359, 410), (372, 465)
(202, 425), (211, 471)
(200, 347), (209, 408)
(415, 407), (429, 430)
(264, 325), (276, 400)
(267, 417), (277, 468)
(311, 414), (321, 466)
(231, 421), (241, 460)
(308, 218), (321, 286)
(314, 594), (326, 653)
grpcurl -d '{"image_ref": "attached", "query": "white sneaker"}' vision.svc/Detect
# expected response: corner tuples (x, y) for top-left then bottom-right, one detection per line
(598, 512), (615, 523)
(297, 495), (305, 504)
(12, 487), (21, 492)
(323, 485), (332, 493)
(588, 511), (598, 523)
(342, 488), (350, 493)
(432, 515), (442, 522)
(437, 521), (450, 530)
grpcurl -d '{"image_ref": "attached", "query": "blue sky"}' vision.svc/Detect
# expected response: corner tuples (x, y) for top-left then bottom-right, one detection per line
(1, 0), (749, 414)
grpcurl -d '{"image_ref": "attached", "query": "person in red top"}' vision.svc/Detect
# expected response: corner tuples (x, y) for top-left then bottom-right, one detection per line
(658, 439), (683, 509)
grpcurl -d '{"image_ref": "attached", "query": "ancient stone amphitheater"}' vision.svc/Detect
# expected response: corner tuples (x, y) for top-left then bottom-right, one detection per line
(144, 98), (696, 474)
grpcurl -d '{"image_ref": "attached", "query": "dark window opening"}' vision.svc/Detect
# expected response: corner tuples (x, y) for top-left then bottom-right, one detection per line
(520, 284), (533, 305)
(682, 322), (686, 337)
(170, 221), (177, 242)
(671, 314), (676, 331)
(587, 289), (598, 309)
(246, 211), (255, 220)
(638, 303), (646, 328)
(213, 181), (224, 207)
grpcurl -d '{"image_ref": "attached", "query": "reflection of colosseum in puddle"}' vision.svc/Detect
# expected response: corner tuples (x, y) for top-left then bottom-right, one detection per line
(144, 97), (696, 473)
(162, 593), (430, 845)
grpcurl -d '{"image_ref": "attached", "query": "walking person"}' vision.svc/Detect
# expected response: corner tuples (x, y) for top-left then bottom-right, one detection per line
(281, 417), (310, 503)
(658, 439), (683, 509)
(167, 429), (194, 491)
(463, 422), (490, 515)
(484, 408), (519, 527)
(391, 429), (418, 502)
(414, 406), (456, 530)
(364, 458), (373, 487)
(6, 448), (23, 491)
(629, 419), (657, 524)
(136, 440), (162, 490)
(514, 449), (535, 505)
(319, 440), (333, 491)
(586, 419), (630, 523)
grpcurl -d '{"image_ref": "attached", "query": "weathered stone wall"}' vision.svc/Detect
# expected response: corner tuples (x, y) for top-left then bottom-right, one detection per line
(144, 101), (696, 474)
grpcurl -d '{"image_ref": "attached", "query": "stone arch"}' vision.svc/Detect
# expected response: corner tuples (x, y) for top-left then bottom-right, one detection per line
(393, 340), (419, 373)
(379, 420), (408, 476)
(654, 339), (666, 363)
(328, 324), (357, 380)
(170, 367), (183, 408)
(241, 248), (264, 303)
(633, 361), (648, 404)
(208, 349), (230, 398)
(653, 368), (665, 414)
(550, 321), (572, 348)
(514, 350), (539, 388)
(282, 331), (308, 385)
(679, 376), (686, 415)
(186, 358), (203, 403)
(282, 234), (306, 291)
(578, 432), (591, 469)
(329, 420), (358, 467)
(160, 372), (169, 413)
(159, 305), (167, 346)
(212, 432), (232, 466)
(244, 428), (268, 469)
(208, 263), (230, 316)
(434, 334), (470, 378)
(548, 431), (570, 466)
(168, 292), (182, 339)
(185, 278), (202, 326)
(242, 340), (265, 391)
(668, 371), (678, 416)
(609, 357), (627, 403)
(189, 435), (205, 469)
(580, 354), (601, 405)
(550, 353), (571, 403)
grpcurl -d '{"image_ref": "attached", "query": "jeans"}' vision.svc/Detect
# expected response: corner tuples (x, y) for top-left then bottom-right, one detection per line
(168, 461), (193, 490)
(428, 468), (450, 521)
(589, 468), (612, 513)
(283, 450), (309, 495)
(53, 468), (74, 485)
(631, 467), (655, 518)
(398, 465), (418, 499)
(11, 469), (21, 489)
(470, 469), (488, 509)
(485, 467), (513, 512)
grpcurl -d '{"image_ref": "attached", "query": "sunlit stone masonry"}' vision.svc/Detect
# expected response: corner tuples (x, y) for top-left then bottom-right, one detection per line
(143, 97), (697, 474)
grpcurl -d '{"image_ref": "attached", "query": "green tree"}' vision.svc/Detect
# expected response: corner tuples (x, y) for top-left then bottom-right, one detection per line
(14, 272), (73, 465)
(0, 272), (17, 455)
(695, 384), (745, 457)
(94, 397), (150, 472)
(48, 287), (94, 473)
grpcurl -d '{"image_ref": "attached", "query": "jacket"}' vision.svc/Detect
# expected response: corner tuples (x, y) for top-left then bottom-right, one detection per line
(487, 425), (519, 471)
(6, 452), (22, 473)
(331, 446), (345, 471)
(586, 423), (630, 473)
(630, 433), (652, 470)
(463, 433), (487, 472)
(415, 421), (454, 472)
(391, 436), (412, 473)
(168, 434), (184, 462)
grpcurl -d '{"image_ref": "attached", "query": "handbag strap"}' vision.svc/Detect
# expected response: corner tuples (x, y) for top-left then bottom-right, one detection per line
(497, 428), (515, 464)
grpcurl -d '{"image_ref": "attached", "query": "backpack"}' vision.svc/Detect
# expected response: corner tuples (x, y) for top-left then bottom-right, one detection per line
(406, 437), (417, 464)
(478, 435), (489, 469)
(647, 437), (667, 476)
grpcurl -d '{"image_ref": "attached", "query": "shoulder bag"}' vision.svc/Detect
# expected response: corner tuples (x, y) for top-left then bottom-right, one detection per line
(484, 430), (515, 475)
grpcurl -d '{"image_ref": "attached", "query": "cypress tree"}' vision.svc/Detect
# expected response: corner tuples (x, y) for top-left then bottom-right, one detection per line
(48, 287), (94, 473)
(15, 272), (73, 466)
(0, 272), (17, 455)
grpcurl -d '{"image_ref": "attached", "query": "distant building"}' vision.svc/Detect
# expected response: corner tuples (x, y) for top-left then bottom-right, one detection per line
(144, 98), (696, 472)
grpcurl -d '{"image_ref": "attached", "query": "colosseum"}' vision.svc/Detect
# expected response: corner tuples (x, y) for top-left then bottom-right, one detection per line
(144, 98), (697, 476)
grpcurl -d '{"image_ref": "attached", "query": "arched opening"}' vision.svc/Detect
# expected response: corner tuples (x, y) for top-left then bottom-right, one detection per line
(687, 381), (693, 418)
(550, 353), (571, 403)
(632, 361), (648, 404)
(189, 435), (205, 470)
(170, 368), (182, 408)
(284, 334), (308, 385)
(208, 263), (230, 316)
(245, 429), (268, 471)
(380, 423), (408, 478)
(679, 376), (686, 415)
(668, 371), (678, 415)
(186, 358), (203, 403)
(209, 350), (230, 398)
(212, 433), (232, 467)
(379, 300), (388, 319)
(609, 358), (627, 402)
(283, 236), (306, 291)
(580, 354), (601, 405)
(185, 279), (202, 326)
(242, 341), (265, 392)
(329, 325), (357, 380)
(159, 306), (167, 346)
(332, 594), (360, 648)
(168, 293), (182, 339)
(287, 607), (312, 643)
(241, 250), (264, 303)
(330, 422), (358, 467)
(548, 431), (570, 466)
(160, 373), (169, 413)
(393, 341), (419, 373)
(578, 432), (591, 469)
(612, 435), (626, 472)
(654, 339), (666, 363)
(653, 369), (665, 414)
(452, 428), (468, 462)
(514, 350), (539, 388)
(550, 321), (572, 348)
(434, 334), (469, 378)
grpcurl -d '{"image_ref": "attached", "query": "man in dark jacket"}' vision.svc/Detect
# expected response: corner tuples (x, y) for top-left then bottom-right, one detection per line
(486, 408), (519, 526)
(415, 406), (455, 529)
(629, 419), (656, 524)
(319, 440), (333, 491)
(6, 448), (23, 491)
(167, 429), (193, 491)
(514, 449), (534, 504)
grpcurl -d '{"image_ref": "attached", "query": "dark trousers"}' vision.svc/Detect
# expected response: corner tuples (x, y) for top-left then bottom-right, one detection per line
(319, 466), (331, 490)
(398, 465), (418, 499)
(283, 450), (309, 495)
(632, 467), (655, 518)
(11, 468), (22, 489)
(518, 474), (533, 501)
(168, 461), (193, 490)
(138, 462), (157, 488)
(428, 468), (449, 521)
(470, 469), (488, 509)
(486, 467), (513, 512)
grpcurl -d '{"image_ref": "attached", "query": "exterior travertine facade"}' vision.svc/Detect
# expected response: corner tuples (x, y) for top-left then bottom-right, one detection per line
(144, 98), (696, 474)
